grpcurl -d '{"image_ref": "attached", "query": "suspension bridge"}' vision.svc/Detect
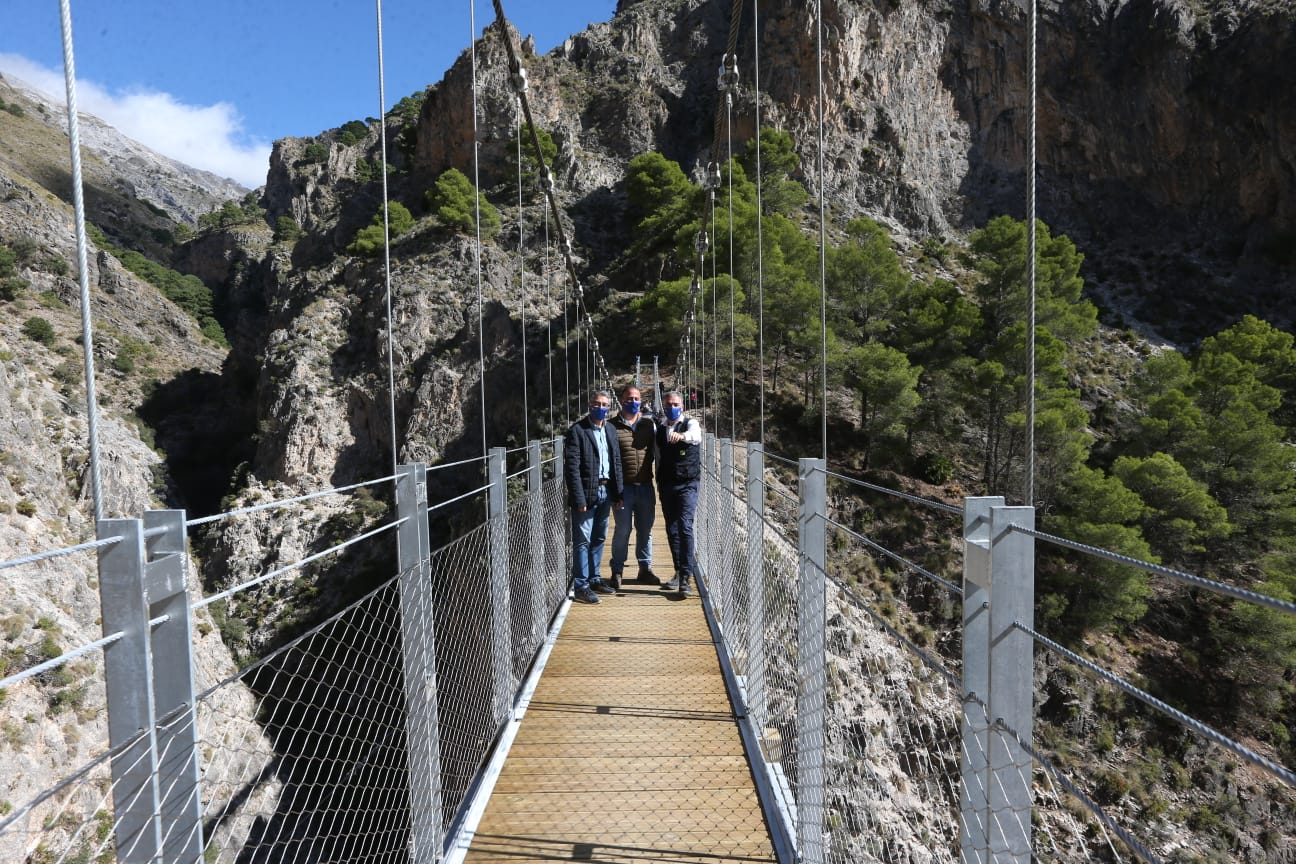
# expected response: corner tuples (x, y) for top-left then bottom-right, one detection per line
(2, 1), (1295, 863)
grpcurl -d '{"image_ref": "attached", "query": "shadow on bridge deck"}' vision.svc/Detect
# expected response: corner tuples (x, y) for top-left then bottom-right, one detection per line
(460, 504), (777, 863)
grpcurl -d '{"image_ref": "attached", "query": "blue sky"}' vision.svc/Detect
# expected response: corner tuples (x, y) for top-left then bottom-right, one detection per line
(0, 0), (618, 187)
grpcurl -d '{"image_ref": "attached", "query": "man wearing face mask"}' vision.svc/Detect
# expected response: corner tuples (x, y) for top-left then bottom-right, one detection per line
(655, 390), (703, 598)
(564, 390), (624, 604)
(608, 385), (660, 591)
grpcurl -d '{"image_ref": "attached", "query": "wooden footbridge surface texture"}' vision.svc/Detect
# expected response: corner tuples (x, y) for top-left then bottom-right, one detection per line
(462, 506), (777, 863)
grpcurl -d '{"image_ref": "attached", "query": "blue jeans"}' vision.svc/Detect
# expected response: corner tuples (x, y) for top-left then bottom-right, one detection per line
(571, 485), (611, 590)
(659, 480), (698, 577)
(610, 482), (655, 572)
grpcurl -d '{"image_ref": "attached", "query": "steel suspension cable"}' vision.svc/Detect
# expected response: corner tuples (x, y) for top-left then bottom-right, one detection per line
(815, 0), (828, 464)
(58, 0), (103, 522)
(374, 0), (400, 486)
(726, 86), (736, 440)
(515, 98), (529, 444)
(710, 186), (719, 427)
(544, 199), (555, 432)
(470, 0), (488, 459)
(753, 0), (765, 446)
(1025, 0), (1038, 507)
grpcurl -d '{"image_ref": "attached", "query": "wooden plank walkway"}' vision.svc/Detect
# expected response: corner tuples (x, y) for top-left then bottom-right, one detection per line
(463, 502), (777, 863)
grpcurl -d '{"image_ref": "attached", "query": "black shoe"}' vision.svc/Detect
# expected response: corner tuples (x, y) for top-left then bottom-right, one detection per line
(574, 587), (601, 604)
(610, 570), (623, 591)
(661, 575), (681, 592)
(637, 566), (660, 585)
(590, 580), (617, 595)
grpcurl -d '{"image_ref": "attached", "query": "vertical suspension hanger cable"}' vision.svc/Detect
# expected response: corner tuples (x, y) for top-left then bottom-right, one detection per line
(470, 0), (488, 459)
(374, 0), (400, 488)
(1025, 0), (1038, 507)
(709, 166), (719, 431)
(514, 89), (529, 445)
(723, 56), (737, 441)
(544, 189), (554, 434)
(753, 0), (765, 447)
(815, 0), (828, 464)
(57, 0), (103, 522)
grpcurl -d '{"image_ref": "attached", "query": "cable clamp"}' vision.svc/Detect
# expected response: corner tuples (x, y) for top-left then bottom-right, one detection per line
(510, 67), (529, 94)
(718, 53), (740, 90)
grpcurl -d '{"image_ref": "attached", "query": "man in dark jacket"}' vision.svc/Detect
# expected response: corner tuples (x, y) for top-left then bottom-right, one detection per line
(655, 390), (703, 598)
(564, 390), (624, 604)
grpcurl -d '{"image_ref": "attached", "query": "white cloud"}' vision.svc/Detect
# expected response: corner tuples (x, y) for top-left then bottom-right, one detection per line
(0, 53), (270, 188)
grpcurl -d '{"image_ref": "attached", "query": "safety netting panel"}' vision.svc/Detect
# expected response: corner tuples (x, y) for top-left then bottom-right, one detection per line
(197, 578), (413, 864)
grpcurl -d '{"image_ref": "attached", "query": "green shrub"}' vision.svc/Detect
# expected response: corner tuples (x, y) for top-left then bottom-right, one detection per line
(37, 290), (66, 309)
(3, 103), (24, 117)
(0, 277), (24, 301)
(0, 245), (15, 277)
(21, 317), (55, 345)
(38, 255), (69, 276)
(914, 451), (953, 484)
(347, 202), (415, 257)
(301, 141), (330, 164)
(273, 215), (303, 243)
(338, 120), (368, 146)
(15, 499), (36, 517)
(426, 168), (499, 238)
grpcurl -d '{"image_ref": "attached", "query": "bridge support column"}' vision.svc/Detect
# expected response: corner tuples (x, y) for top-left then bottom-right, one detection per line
(961, 497), (1034, 864)
(98, 511), (203, 864)
(487, 446), (514, 725)
(397, 463), (444, 862)
(744, 443), (766, 733)
(796, 458), (827, 864)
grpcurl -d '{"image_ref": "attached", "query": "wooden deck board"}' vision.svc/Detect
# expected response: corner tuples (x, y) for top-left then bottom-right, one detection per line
(463, 500), (777, 863)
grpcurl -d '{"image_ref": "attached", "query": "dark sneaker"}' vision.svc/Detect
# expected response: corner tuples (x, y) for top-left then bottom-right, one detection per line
(610, 570), (623, 592)
(661, 575), (681, 592)
(590, 580), (617, 595)
(574, 587), (601, 604)
(679, 578), (693, 599)
(637, 566), (660, 585)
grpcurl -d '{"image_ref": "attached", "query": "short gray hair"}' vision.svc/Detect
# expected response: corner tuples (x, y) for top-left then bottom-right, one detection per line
(663, 390), (683, 403)
(591, 389), (613, 404)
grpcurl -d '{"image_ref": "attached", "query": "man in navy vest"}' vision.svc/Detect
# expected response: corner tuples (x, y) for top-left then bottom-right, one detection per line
(564, 390), (624, 604)
(655, 390), (703, 598)
(609, 384), (660, 590)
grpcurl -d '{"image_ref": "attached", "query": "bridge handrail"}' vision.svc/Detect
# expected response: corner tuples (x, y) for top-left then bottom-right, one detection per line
(1016, 621), (1296, 789)
(1011, 523), (1296, 617)
(193, 517), (405, 610)
(823, 515), (964, 597)
(186, 474), (399, 527)
(427, 481), (492, 514)
(0, 533), (125, 572)
(819, 466), (964, 516)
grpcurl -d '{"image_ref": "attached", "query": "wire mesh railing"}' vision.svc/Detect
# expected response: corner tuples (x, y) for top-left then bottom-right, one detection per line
(693, 434), (1296, 864)
(0, 442), (570, 864)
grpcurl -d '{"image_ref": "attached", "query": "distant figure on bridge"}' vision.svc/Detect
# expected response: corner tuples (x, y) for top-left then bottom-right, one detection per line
(564, 390), (624, 605)
(609, 384), (660, 591)
(655, 390), (702, 598)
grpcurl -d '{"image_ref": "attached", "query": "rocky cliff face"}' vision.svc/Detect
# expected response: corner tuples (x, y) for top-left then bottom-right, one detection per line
(0, 142), (271, 857)
(413, 0), (1293, 339)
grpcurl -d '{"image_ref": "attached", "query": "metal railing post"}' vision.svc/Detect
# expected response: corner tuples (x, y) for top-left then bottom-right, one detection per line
(960, 495), (1003, 864)
(96, 517), (162, 864)
(488, 446), (514, 724)
(988, 504), (1035, 862)
(719, 438), (736, 641)
(796, 458), (827, 864)
(142, 510), (203, 864)
(527, 440), (545, 642)
(710, 432), (720, 580)
(744, 442), (766, 733)
(397, 463), (444, 862)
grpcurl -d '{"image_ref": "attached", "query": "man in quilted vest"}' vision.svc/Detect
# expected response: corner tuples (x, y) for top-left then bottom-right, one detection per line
(609, 385), (660, 591)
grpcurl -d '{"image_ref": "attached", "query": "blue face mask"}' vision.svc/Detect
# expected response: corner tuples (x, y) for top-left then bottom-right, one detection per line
(665, 406), (683, 422)
(623, 400), (641, 414)
(589, 406), (609, 421)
